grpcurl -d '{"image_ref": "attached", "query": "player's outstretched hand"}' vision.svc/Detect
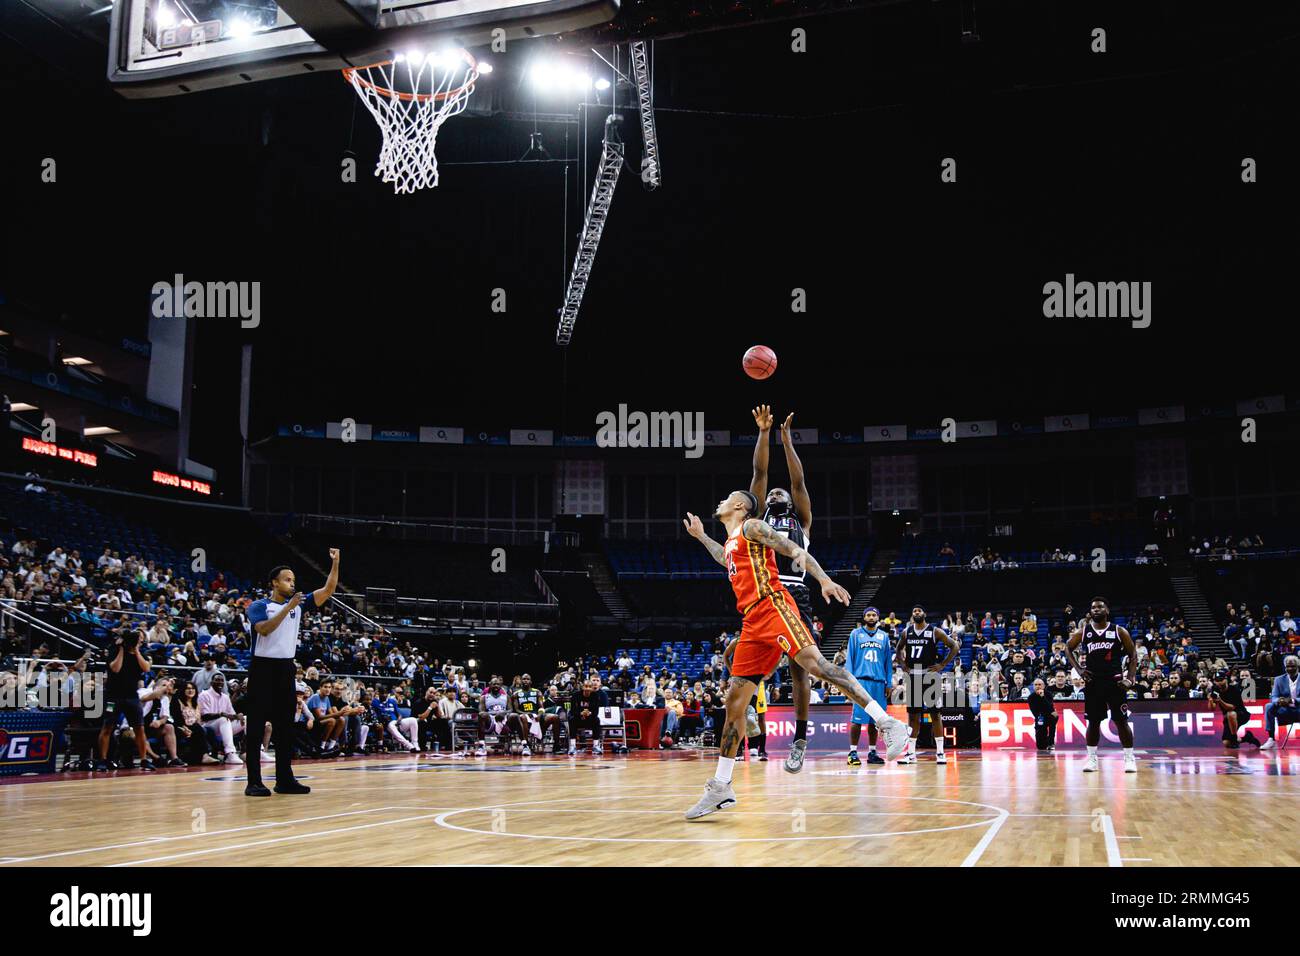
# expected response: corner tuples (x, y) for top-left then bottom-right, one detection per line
(821, 579), (852, 606)
(752, 405), (773, 431)
(329, 547), (340, 562)
(683, 512), (705, 539)
(781, 412), (795, 435)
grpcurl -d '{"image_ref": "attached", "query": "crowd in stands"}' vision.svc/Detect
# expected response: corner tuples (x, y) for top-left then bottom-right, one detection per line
(1189, 532), (1268, 561)
(4, 480), (1300, 771)
(1221, 602), (1297, 674)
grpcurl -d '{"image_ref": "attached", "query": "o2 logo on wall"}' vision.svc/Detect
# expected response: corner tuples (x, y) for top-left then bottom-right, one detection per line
(0, 729), (54, 764)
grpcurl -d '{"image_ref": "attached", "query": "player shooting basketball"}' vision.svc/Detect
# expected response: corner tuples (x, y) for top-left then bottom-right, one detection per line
(682, 491), (910, 820)
(748, 404), (818, 773)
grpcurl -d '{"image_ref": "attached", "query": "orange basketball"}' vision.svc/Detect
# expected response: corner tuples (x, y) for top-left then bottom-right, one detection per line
(743, 345), (777, 380)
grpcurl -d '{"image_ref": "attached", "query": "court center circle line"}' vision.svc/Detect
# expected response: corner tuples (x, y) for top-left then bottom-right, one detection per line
(433, 791), (1007, 844)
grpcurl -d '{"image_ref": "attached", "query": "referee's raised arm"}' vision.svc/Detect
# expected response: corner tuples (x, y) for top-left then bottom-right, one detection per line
(306, 548), (342, 608)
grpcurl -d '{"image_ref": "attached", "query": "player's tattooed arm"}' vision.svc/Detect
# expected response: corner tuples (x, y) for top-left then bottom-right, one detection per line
(750, 404), (773, 501)
(743, 518), (824, 578)
(742, 518), (851, 605)
(682, 512), (727, 567)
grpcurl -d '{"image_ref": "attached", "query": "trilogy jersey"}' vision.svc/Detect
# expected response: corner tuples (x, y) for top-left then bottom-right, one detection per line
(763, 509), (811, 589)
(723, 523), (791, 615)
(1082, 620), (1126, 680)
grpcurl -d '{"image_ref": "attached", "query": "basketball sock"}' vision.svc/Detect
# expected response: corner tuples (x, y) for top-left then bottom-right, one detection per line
(1123, 747), (1135, 759)
(756, 733), (767, 754)
(716, 756), (736, 784)
(1087, 746), (1098, 757)
(934, 734), (944, 754)
(794, 719), (808, 743)
(863, 699), (889, 724)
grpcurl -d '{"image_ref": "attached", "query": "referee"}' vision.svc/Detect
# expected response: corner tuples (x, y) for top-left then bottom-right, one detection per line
(243, 548), (340, 797)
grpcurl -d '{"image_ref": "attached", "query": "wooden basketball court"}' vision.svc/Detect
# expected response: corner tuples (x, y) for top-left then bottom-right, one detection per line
(3, 749), (1296, 867)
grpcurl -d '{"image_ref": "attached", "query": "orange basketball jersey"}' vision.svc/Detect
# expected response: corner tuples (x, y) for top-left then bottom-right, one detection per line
(723, 522), (789, 615)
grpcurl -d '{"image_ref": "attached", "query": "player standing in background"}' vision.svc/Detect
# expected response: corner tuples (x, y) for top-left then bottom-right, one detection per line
(682, 491), (910, 820)
(749, 405), (818, 774)
(1066, 597), (1138, 773)
(845, 607), (893, 766)
(895, 605), (961, 765)
(752, 677), (770, 760)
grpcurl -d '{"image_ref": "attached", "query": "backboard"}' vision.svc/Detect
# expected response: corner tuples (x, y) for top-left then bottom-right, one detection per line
(108, 0), (620, 97)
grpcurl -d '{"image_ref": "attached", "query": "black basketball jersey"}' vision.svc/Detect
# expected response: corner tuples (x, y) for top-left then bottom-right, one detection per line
(903, 624), (938, 670)
(1083, 621), (1125, 680)
(516, 688), (543, 713)
(763, 509), (810, 588)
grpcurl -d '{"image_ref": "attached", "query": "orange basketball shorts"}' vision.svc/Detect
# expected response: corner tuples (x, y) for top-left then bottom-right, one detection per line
(731, 591), (818, 679)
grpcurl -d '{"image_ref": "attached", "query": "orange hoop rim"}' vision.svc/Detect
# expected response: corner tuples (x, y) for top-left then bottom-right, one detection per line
(342, 49), (479, 103)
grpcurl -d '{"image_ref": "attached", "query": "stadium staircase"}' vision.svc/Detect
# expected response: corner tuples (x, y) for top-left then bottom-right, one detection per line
(1166, 555), (1230, 662)
(581, 551), (632, 622)
(822, 547), (897, 658)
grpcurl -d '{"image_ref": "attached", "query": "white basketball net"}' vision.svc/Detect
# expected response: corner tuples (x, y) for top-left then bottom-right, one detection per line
(344, 51), (479, 195)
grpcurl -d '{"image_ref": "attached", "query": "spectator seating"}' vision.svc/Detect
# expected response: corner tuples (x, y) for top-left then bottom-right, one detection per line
(607, 536), (872, 577)
(896, 522), (1151, 574)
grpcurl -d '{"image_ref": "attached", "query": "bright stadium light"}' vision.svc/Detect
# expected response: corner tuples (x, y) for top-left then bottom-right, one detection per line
(531, 60), (557, 89)
(478, 60), (493, 74)
(227, 18), (252, 39)
(532, 58), (592, 92)
(594, 77), (610, 90)
(155, 2), (175, 28)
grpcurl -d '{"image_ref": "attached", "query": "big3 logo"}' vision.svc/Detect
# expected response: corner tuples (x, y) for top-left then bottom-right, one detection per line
(0, 728), (53, 763)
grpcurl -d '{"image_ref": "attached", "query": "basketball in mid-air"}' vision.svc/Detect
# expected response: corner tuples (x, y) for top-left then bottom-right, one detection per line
(743, 345), (777, 380)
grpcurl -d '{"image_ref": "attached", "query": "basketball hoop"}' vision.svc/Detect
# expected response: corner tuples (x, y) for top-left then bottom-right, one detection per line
(343, 49), (479, 194)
